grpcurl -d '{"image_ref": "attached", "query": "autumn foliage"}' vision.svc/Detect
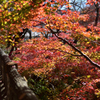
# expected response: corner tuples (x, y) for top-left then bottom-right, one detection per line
(0, 0), (100, 99)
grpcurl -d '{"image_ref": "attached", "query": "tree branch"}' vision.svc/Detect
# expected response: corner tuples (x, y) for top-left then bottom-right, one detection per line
(49, 48), (82, 56)
(47, 27), (100, 69)
(55, 33), (100, 69)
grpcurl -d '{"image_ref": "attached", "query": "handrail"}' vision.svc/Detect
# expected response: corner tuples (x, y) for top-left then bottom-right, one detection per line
(0, 48), (38, 100)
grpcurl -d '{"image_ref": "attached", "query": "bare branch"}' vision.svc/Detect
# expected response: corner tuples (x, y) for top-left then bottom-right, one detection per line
(47, 27), (100, 69)
(55, 33), (100, 69)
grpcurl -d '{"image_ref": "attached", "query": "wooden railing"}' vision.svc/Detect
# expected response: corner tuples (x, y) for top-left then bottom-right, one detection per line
(0, 48), (38, 100)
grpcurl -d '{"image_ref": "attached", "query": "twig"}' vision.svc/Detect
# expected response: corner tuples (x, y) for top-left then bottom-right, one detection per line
(49, 48), (82, 56)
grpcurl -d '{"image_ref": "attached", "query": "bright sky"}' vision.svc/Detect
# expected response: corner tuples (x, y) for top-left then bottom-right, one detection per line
(61, 0), (87, 11)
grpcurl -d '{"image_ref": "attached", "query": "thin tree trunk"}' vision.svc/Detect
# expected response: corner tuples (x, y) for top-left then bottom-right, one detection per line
(94, 3), (99, 26)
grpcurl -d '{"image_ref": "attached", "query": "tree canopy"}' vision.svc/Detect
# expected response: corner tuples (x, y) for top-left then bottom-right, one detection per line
(1, 0), (100, 99)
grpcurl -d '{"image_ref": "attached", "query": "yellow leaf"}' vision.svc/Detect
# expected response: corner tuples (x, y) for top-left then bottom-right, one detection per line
(9, 39), (12, 42)
(12, 43), (15, 46)
(4, 21), (7, 24)
(87, 75), (91, 78)
(46, 24), (49, 27)
(5, 39), (8, 42)
(87, 42), (90, 44)
(8, 12), (11, 15)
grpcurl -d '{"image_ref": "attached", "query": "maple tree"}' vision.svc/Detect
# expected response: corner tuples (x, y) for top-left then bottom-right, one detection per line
(0, 0), (45, 55)
(0, 0), (100, 99)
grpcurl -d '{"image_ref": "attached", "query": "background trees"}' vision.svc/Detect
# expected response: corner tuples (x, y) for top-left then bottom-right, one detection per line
(1, 0), (100, 99)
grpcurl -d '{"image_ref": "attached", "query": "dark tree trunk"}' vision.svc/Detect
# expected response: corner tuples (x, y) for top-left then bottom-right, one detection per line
(94, 3), (99, 26)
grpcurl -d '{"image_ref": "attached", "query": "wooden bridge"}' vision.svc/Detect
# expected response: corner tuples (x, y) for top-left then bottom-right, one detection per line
(0, 48), (38, 100)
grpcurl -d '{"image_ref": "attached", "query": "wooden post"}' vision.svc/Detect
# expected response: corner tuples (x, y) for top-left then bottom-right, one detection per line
(0, 48), (38, 100)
